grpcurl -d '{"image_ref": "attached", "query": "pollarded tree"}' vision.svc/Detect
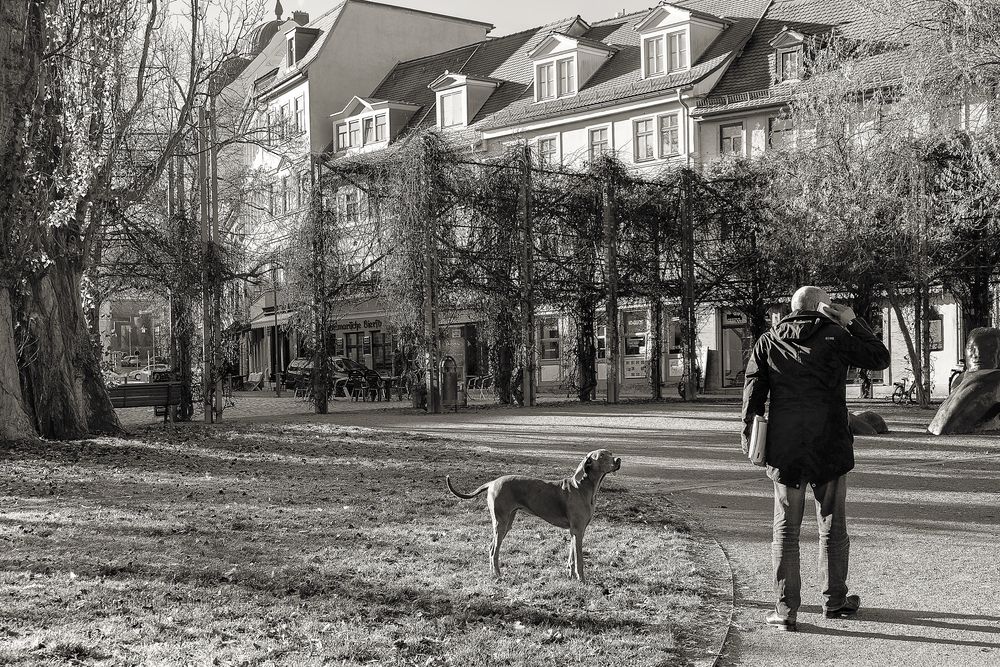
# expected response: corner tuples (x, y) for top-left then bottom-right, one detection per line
(2, 0), (263, 439)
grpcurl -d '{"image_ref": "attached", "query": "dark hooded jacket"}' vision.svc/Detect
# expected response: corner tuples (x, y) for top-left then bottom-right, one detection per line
(741, 311), (890, 486)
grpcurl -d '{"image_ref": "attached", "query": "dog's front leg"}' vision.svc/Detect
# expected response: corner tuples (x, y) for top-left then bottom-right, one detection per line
(570, 528), (586, 583)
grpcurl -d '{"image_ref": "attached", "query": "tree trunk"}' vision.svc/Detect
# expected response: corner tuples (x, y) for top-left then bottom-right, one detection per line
(173, 292), (195, 420)
(23, 269), (90, 439)
(575, 300), (597, 402)
(0, 288), (35, 441)
(23, 260), (121, 438)
(887, 285), (927, 407)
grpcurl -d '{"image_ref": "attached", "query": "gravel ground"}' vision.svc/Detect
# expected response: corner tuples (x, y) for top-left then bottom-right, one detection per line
(224, 399), (1000, 667)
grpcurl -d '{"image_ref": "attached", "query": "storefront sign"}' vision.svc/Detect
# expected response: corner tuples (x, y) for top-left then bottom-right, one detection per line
(334, 319), (383, 332)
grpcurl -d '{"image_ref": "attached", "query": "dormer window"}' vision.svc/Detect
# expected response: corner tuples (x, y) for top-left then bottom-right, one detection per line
(636, 3), (729, 80)
(285, 26), (320, 68)
(528, 33), (613, 103)
(335, 113), (387, 150)
(440, 90), (464, 128)
(330, 96), (420, 152)
(769, 27), (807, 83)
(428, 71), (501, 130)
(642, 30), (688, 78)
(778, 48), (801, 81)
(536, 57), (576, 101)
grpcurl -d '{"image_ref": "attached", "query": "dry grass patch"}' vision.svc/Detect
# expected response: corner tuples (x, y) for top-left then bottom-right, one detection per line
(0, 421), (729, 666)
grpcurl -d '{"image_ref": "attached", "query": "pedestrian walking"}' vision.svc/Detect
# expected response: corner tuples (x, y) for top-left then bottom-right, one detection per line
(741, 286), (890, 631)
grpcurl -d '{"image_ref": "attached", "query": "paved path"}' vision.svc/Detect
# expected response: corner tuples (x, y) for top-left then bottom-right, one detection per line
(230, 400), (1000, 666)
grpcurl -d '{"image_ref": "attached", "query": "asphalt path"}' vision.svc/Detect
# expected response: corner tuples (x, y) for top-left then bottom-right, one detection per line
(240, 400), (1000, 666)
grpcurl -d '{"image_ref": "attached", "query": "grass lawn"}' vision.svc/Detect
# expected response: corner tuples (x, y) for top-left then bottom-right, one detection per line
(0, 420), (730, 666)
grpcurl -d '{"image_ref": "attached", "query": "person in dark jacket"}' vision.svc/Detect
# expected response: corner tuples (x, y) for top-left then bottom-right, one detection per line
(742, 286), (890, 631)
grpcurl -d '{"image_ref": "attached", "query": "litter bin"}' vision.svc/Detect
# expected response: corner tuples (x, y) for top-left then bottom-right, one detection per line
(441, 356), (460, 412)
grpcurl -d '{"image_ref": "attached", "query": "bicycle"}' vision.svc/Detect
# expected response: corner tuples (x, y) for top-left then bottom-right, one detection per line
(891, 377), (920, 405)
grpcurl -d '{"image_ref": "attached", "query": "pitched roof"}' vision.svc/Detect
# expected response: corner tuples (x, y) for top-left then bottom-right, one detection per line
(694, 0), (912, 116)
(367, 0), (770, 136)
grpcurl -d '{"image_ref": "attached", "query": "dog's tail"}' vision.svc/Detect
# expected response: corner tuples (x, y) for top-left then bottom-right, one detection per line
(446, 475), (489, 500)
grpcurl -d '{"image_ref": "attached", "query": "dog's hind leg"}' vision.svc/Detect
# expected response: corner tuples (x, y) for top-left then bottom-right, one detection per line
(489, 497), (514, 579)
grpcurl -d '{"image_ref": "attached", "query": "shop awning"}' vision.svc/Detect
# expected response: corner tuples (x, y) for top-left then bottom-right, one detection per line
(250, 311), (294, 330)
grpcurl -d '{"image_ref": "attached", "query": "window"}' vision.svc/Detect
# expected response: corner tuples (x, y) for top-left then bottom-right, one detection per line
(589, 127), (609, 160)
(286, 37), (294, 66)
(645, 36), (665, 76)
(344, 333), (363, 364)
(348, 120), (360, 147)
(596, 322), (607, 360)
(537, 62), (556, 101)
(537, 136), (558, 167)
(537, 58), (575, 101)
(336, 123), (348, 150)
(375, 113), (387, 142)
(634, 118), (655, 162)
(293, 95), (305, 133)
(267, 183), (275, 216)
(363, 117), (375, 144)
(557, 58), (576, 96)
(668, 31), (688, 72)
(659, 114), (680, 156)
(280, 175), (290, 214)
(279, 103), (289, 139)
(372, 333), (393, 374)
(539, 318), (560, 360)
(299, 171), (309, 208)
(625, 312), (648, 356)
(440, 91), (463, 127)
(769, 116), (793, 148)
(720, 123), (744, 156)
(342, 190), (359, 223)
(778, 49), (800, 81)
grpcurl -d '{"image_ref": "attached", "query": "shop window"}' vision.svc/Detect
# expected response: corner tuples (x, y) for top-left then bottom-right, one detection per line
(625, 311), (648, 356)
(669, 317), (682, 354)
(345, 332), (363, 363)
(539, 318), (560, 360)
(372, 332), (393, 373)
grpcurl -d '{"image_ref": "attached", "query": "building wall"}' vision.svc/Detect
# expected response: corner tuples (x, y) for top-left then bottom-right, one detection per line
(883, 294), (963, 398)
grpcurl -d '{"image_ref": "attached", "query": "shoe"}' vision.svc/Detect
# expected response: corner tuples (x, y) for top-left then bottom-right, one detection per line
(824, 594), (861, 618)
(765, 611), (797, 631)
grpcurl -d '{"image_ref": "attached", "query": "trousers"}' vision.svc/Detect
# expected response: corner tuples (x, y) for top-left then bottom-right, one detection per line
(772, 474), (850, 618)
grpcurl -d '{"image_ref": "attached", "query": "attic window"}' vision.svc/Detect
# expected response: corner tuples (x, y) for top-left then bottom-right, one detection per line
(286, 36), (295, 66)
(642, 30), (688, 78)
(440, 90), (464, 128)
(769, 28), (807, 83)
(777, 48), (801, 82)
(536, 56), (576, 102)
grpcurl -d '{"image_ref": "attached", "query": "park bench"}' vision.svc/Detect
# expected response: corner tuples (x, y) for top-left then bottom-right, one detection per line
(108, 381), (183, 423)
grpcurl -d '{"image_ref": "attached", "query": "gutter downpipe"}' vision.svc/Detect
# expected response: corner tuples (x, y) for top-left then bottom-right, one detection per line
(676, 87), (695, 168)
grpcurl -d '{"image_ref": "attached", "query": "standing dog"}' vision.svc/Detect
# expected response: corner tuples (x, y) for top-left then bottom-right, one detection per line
(446, 449), (621, 583)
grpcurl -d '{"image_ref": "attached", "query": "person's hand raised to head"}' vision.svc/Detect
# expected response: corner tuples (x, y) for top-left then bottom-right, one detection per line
(818, 302), (856, 327)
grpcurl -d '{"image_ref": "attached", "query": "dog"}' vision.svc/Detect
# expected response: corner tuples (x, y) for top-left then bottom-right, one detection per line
(446, 449), (621, 583)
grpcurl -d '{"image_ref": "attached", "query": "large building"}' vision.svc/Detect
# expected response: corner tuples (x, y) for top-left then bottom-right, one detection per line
(239, 0), (994, 397)
(222, 1), (493, 382)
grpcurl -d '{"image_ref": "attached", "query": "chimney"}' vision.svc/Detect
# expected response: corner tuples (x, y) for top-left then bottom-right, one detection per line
(292, 11), (309, 25)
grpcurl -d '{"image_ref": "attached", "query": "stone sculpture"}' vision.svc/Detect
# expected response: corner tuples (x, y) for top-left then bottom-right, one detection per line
(927, 327), (1000, 435)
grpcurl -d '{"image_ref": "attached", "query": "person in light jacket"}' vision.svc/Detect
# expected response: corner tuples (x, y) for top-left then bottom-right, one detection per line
(742, 286), (890, 631)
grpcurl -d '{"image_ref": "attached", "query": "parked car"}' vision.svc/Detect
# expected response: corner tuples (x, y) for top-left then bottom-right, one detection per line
(284, 356), (382, 396)
(119, 354), (140, 368)
(130, 363), (170, 382)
